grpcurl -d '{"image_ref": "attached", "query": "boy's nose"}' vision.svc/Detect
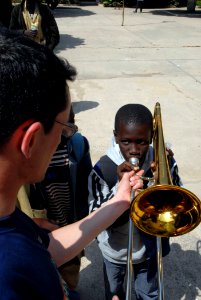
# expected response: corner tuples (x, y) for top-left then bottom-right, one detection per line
(130, 142), (140, 154)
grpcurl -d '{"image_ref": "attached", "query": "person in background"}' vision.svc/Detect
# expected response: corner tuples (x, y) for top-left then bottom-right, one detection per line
(29, 107), (92, 300)
(135, 0), (144, 13)
(0, 0), (13, 28)
(88, 103), (182, 300)
(0, 28), (143, 300)
(9, 0), (59, 50)
(47, 0), (59, 10)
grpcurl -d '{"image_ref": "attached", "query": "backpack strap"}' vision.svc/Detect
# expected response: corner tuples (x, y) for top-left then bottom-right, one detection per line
(97, 155), (118, 190)
(96, 155), (130, 227)
(69, 132), (85, 163)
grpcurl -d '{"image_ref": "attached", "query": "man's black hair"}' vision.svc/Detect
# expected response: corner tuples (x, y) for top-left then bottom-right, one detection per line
(0, 28), (77, 146)
(114, 104), (153, 132)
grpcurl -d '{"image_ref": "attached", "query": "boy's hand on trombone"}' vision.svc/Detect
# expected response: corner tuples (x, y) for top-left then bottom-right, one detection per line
(117, 161), (137, 180)
(150, 147), (174, 178)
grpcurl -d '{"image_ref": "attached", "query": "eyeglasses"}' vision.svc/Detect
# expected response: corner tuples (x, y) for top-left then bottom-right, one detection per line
(55, 120), (78, 138)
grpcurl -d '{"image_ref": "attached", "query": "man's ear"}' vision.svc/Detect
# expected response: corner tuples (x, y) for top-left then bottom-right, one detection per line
(21, 122), (43, 159)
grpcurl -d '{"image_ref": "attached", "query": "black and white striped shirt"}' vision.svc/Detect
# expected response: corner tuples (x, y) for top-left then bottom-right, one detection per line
(42, 140), (72, 227)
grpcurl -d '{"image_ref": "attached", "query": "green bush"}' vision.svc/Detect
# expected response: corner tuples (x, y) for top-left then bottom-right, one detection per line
(101, 0), (123, 7)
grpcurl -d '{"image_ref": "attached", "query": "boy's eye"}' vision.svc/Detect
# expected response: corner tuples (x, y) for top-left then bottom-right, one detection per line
(121, 140), (129, 145)
(136, 139), (149, 145)
(120, 139), (149, 146)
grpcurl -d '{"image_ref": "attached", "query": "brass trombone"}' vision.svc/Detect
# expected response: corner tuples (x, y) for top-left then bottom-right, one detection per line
(126, 102), (201, 300)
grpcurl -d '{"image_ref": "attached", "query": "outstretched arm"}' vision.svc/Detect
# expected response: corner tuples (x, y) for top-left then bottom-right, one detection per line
(48, 170), (143, 267)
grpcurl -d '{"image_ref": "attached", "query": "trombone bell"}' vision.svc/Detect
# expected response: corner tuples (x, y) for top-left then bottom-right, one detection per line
(129, 102), (201, 237)
(130, 184), (201, 237)
(126, 102), (201, 300)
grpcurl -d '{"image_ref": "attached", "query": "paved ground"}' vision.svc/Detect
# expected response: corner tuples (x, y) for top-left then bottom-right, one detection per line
(54, 5), (201, 299)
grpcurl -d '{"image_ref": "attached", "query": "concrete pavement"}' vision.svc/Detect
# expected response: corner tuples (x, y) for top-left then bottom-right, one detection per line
(54, 5), (201, 299)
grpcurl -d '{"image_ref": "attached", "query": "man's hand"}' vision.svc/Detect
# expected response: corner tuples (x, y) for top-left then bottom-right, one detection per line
(129, 170), (144, 194)
(116, 170), (144, 207)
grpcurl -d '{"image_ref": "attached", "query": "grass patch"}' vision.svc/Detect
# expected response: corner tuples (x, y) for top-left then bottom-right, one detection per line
(197, 0), (201, 6)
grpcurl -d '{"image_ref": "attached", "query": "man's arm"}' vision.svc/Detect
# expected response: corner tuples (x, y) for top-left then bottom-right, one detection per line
(88, 160), (136, 228)
(48, 170), (143, 267)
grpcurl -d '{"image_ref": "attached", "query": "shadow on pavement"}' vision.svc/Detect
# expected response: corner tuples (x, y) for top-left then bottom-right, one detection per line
(54, 7), (96, 51)
(54, 6), (96, 18)
(79, 240), (201, 299)
(72, 100), (99, 114)
(55, 33), (85, 51)
(164, 242), (201, 300)
(150, 8), (201, 18)
(78, 240), (105, 300)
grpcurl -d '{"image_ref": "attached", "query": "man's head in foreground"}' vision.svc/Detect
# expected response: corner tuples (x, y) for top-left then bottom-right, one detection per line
(0, 29), (77, 183)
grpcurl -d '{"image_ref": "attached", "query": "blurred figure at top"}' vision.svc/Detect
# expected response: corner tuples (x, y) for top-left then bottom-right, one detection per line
(135, 0), (144, 13)
(9, 0), (60, 51)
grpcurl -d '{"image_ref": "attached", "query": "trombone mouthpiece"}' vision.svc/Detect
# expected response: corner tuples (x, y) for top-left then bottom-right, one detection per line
(129, 157), (139, 168)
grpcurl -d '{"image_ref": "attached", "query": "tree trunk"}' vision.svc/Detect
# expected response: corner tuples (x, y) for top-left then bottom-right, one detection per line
(187, 0), (196, 12)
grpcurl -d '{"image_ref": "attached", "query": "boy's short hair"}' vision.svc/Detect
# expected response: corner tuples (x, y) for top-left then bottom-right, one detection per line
(0, 28), (77, 146)
(114, 104), (153, 133)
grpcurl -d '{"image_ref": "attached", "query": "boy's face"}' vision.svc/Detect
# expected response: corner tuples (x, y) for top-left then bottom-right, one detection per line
(114, 122), (152, 167)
